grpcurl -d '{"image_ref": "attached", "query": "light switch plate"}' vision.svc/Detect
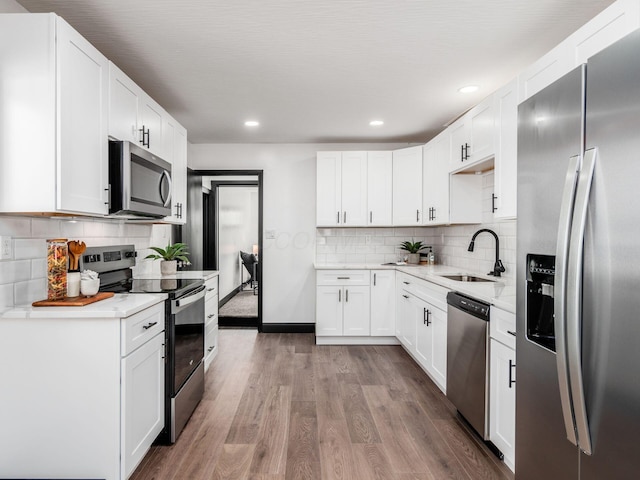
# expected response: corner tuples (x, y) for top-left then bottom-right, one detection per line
(0, 236), (12, 260)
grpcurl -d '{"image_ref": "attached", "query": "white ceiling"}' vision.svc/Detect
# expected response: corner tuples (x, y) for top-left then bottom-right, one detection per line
(17, 0), (614, 144)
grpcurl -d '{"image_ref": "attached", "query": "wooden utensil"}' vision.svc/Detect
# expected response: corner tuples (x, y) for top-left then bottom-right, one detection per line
(68, 240), (86, 271)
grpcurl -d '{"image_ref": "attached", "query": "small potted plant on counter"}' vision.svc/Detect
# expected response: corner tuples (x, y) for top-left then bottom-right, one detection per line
(399, 241), (428, 264)
(145, 243), (190, 275)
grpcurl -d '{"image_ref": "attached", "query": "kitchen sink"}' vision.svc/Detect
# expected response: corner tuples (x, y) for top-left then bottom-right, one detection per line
(439, 274), (496, 282)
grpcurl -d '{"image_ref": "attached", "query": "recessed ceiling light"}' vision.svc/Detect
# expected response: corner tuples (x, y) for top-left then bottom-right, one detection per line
(369, 120), (384, 126)
(458, 85), (479, 94)
(244, 120), (260, 127)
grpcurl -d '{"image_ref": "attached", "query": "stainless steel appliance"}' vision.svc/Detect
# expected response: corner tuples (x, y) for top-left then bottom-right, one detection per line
(82, 245), (205, 444)
(517, 29), (640, 480)
(108, 140), (172, 218)
(446, 291), (490, 439)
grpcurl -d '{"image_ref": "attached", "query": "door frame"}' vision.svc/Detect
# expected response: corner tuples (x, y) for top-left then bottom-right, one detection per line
(197, 170), (263, 332)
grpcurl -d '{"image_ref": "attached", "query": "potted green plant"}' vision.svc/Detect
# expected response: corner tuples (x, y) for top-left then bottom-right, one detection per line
(399, 241), (428, 264)
(145, 243), (190, 275)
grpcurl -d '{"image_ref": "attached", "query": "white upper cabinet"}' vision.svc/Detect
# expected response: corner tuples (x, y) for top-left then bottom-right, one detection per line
(163, 117), (188, 224)
(108, 63), (140, 144)
(367, 151), (393, 225)
(449, 96), (494, 173)
(341, 151), (368, 226)
(392, 146), (423, 225)
(316, 152), (367, 226)
(0, 14), (109, 216)
(520, 0), (640, 103)
(422, 132), (450, 225)
(493, 78), (518, 220)
(108, 63), (168, 159)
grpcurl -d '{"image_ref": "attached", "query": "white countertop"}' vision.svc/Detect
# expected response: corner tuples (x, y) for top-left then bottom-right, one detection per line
(134, 270), (219, 281)
(315, 263), (516, 313)
(1, 293), (167, 319)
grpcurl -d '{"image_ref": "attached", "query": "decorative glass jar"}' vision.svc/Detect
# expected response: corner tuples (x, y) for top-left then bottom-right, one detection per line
(46, 238), (68, 300)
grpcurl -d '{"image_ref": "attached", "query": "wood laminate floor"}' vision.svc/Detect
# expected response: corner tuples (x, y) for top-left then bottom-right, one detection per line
(131, 330), (514, 480)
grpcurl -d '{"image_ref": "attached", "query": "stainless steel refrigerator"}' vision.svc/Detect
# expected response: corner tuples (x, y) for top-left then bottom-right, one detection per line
(517, 29), (640, 479)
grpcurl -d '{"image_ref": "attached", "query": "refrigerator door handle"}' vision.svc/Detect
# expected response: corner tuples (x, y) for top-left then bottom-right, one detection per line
(554, 154), (581, 447)
(567, 147), (597, 456)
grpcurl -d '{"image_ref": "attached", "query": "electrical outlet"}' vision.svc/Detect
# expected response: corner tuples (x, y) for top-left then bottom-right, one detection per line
(0, 236), (12, 260)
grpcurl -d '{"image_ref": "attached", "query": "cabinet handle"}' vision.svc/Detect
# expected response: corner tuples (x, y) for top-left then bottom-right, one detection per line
(139, 125), (150, 148)
(370, 211), (373, 223)
(431, 207), (436, 221)
(416, 209), (420, 222)
(402, 294), (409, 299)
(345, 289), (349, 302)
(403, 281), (410, 285)
(373, 273), (377, 286)
(208, 346), (214, 352)
(207, 314), (215, 319)
(338, 290), (341, 302)
(207, 287), (216, 292)
(464, 143), (470, 160)
(343, 211), (347, 224)
(492, 194), (498, 213)
(507, 330), (516, 337)
(337, 211), (340, 224)
(424, 308), (431, 326)
(337, 276), (350, 280)
(104, 185), (111, 207)
(142, 321), (158, 330)
(509, 359), (516, 388)
(460, 144), (465, 162)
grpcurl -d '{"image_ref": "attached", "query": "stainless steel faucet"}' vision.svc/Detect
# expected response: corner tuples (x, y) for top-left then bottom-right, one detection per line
(468, 228), (505, 277)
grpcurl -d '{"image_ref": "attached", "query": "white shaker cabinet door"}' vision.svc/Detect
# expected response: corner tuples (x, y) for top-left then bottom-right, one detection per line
(393, 146), (423, 225)
(108, 62), (140, 143)
(490, 338), (516, 472)
(316, 286), (343, 336)
(367, 151), (393, 225)
(342, 285), (370, 336)
(121, 332), (165, 479)
(340, 151), (368, 226)
(370, 270), (396, 336)
(423, 132), (450, 225)
(57, 16), (109, 215)
(316, 152), (342, 226)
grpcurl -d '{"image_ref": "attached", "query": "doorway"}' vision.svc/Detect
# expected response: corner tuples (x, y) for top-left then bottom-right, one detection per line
(184, 169), (263, 331)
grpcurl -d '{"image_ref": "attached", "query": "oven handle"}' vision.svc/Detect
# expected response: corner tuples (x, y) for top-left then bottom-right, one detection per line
(175, 285), (206, 308)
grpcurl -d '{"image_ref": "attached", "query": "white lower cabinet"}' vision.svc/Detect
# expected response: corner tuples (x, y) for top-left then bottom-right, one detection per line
(370, 270), (396, 336)
(316, 270), (399, 344)
(489, 338), (516, 472)
(121, 331), (165, 478)
(204, 275), (219, 371)
(316, 285), (370, 336)
(398, 272), (448, 393)
(0, 300), (166, 480)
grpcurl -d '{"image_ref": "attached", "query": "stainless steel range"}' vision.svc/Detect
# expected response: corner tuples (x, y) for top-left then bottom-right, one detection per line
(81, 244), (205, 444)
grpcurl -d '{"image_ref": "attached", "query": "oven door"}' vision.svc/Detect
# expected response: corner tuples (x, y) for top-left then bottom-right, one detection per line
(170, 285), (205, 394)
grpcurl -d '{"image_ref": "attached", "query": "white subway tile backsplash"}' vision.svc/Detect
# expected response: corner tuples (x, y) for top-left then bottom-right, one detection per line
(0, 217), (31, 237)
(31, 218), (62, 238)
(14, 278), (47, 305)
(14, 238), (46, 260)
(0, 215), (163, 309)
(0, 260), (31, 285)
(0, 284), (13, 309)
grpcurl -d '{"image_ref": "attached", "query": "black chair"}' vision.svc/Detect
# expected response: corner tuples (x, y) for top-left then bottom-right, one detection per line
(240, 251), (259, 294)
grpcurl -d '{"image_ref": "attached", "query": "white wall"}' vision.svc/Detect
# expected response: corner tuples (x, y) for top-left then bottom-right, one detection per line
(188, 143), (412, 325)
(0, 0), (28, 12)
(217, 186), (258, 299)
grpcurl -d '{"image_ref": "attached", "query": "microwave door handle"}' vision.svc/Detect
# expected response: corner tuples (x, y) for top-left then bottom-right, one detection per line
(160, 170), (172, 207)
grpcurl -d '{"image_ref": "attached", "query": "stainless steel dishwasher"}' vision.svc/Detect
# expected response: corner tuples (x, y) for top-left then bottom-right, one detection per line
(446, 291), (490, 439)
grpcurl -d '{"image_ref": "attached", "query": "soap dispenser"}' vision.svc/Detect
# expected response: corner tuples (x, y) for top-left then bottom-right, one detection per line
(428, 247), (435, 265)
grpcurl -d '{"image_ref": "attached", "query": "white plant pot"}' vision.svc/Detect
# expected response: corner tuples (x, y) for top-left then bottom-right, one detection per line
(407, 253), (420, 264)
(160, 260), (177, 275)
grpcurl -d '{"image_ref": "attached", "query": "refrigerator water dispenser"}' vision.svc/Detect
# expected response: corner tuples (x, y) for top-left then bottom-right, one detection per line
(526, 254), (556, 351)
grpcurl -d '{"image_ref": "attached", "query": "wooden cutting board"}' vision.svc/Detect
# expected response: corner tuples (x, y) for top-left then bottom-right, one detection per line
(32, 292), (114, 307)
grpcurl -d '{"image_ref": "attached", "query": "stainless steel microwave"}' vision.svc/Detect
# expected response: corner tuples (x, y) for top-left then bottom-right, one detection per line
(108, 140), (172, 218)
